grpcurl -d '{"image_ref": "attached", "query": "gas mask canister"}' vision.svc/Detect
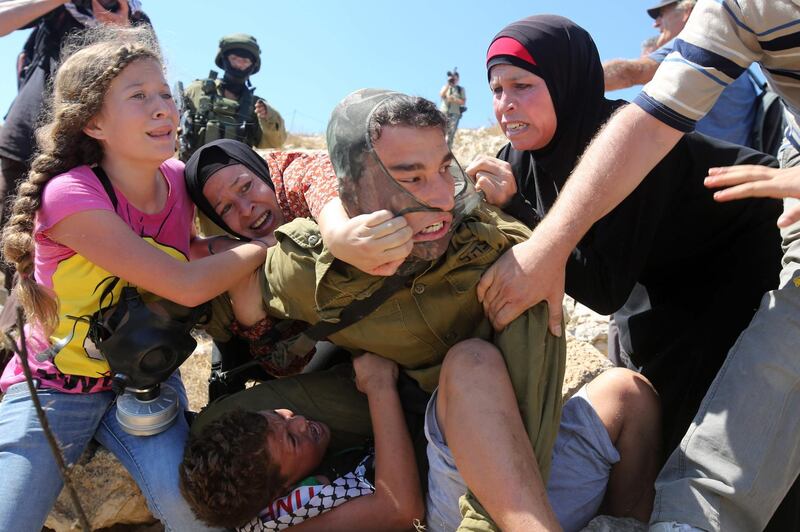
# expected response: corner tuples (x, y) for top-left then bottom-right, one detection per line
(87, 285), (209, 436)
(327, 88), (483, 269)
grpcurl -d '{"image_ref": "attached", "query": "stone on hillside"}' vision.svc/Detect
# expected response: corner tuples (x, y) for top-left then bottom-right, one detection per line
(581, 515), (647, 531)
(44, 444), (156, 531)
(563, 337), (614, 400)
(564, 296), (610, 355)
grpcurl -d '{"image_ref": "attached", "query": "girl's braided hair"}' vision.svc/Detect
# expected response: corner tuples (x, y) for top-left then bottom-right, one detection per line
(2, 24), (163, 334)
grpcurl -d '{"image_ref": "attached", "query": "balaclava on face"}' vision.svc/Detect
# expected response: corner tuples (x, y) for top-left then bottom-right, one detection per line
(221, 48), (256, 93)
(326, 88), (482, 267)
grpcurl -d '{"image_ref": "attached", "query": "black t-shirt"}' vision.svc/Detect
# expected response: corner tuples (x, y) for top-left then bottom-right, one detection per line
(0, 8), (81, 164)
(0, 7), (151, 165)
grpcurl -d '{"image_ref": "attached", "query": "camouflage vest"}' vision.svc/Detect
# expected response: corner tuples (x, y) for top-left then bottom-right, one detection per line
(179, 74), (260, 161)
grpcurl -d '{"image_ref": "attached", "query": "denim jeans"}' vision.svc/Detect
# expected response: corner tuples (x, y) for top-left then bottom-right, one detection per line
(651, 140), (800, 531)
(0, 373), (218, 532)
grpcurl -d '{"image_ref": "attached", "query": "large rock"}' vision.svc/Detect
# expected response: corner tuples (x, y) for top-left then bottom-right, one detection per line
(581, 515), (648, 531)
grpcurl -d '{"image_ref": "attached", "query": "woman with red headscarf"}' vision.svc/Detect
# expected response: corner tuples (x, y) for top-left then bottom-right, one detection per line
(470, 15), (782, 460)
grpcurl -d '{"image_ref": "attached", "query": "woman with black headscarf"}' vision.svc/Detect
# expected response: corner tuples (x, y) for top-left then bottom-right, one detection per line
(469, 15), (782, 457)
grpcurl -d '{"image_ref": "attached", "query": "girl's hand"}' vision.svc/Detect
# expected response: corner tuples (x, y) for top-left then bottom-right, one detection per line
(353, 353), (398, 396)
(705, 164), (800, 227)
(319, 199), (413, 276)
(465, 155), (518, 207)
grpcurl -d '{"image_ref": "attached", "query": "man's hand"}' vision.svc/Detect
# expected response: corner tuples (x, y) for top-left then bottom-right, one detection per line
(255, 100), (269, 120)
(320, 199), (413, 276)
(92, 0), (129, 26)
(706, 164), (800, 227)
(477, 237), (567, 334)
(465, 155), (517, 207)
(353, 353), (398, 396)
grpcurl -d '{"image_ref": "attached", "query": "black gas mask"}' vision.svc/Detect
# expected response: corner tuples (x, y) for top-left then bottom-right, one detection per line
(87, 284), (209, 436)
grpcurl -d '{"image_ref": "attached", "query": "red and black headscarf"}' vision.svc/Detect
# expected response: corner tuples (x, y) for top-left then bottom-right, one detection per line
(486, 15), (624, 211)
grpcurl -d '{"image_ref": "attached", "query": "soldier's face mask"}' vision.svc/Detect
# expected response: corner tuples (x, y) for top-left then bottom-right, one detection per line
(222, 49), (256, 81)
(327, 89), (482, 265)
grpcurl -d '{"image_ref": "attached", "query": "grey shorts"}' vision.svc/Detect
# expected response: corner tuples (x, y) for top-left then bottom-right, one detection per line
(424, 386), (620, 532)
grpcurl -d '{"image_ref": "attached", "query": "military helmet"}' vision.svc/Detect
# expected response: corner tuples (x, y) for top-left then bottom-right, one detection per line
(215, 33), (261, 75)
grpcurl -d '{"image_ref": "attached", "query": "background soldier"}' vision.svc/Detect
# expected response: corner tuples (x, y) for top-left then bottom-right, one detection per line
(178, 33), (287, 163)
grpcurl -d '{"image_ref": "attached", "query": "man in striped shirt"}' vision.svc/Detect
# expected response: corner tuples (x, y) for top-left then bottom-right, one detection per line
(476, 2), (800, 531)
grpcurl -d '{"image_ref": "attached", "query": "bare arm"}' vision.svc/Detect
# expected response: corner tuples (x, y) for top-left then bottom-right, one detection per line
(602, 57), (659, 91)
(289, 354), (423, 531)
(439, 84), (449, 99)
(48, 210), (266, 307)
(0, 0), (65, 36)
(477, 104), (683, 332)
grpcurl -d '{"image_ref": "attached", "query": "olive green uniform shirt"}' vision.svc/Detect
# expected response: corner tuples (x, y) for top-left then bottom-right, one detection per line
(206, 205), (566, 486)
(183, 79), (287, 153)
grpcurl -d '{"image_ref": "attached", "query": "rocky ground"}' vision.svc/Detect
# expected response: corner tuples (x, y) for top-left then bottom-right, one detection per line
(32, 127), (637, 531)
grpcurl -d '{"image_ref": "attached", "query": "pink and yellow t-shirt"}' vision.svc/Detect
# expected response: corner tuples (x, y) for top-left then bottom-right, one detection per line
(0, 159), (194, 394)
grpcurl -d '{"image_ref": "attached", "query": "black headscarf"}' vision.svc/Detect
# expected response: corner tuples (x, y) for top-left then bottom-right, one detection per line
(184, 139), (273, 240)
(487, 15), (625, 214)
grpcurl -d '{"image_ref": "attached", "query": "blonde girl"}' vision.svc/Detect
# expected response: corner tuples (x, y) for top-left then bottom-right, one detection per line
(0, 26), (264, 531)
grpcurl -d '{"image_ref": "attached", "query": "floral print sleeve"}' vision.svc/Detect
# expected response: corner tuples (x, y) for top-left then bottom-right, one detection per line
(266, 151), (339, 224)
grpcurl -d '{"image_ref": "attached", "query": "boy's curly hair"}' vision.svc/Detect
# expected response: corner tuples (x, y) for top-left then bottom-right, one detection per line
(179, 410), (288, 528)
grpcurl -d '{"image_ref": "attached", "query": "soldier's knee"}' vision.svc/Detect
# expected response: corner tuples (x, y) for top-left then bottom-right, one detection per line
(440, 338), (504, 386)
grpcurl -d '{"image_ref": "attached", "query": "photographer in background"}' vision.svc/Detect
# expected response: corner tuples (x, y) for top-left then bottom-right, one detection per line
(0, 0), (148, 291)
(439, 68), (466, 148)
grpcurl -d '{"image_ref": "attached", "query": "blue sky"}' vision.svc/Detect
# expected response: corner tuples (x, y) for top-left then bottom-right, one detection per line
(1, 0), (658, 134)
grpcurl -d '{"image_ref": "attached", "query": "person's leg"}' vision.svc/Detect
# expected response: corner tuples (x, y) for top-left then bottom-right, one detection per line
(545, 369), (659, 532)
(95, 373), (220, 531)
(435, 338), (559, 532)
(0, 382), (112, 532)
(424, 387), (468, 532)
(650, 141), (800, 532)
(588, 369), (661, 521)
(446, 113), (459, 148)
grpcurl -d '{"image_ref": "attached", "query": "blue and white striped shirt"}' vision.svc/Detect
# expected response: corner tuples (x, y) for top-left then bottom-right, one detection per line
(635, 0), (800, 147)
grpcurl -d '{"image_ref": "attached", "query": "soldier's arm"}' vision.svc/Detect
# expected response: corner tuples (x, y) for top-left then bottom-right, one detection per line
(256, 101), (288, 149)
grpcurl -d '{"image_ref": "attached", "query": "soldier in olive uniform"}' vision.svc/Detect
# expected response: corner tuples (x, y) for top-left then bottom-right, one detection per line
(193, 90), (661, 531)
(194, 89), (562, 529)
(179, 33), (287, 163)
